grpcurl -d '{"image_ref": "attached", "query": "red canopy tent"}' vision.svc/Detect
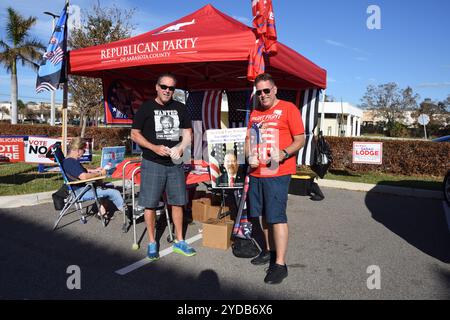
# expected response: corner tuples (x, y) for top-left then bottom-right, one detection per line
(68, 4), (326, 90)
(67, 4), (326, 166)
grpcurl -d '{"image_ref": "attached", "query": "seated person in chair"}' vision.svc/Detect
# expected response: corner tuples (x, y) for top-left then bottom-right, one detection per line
(63, 137), (125, 220)
(216, 151), (245, 188)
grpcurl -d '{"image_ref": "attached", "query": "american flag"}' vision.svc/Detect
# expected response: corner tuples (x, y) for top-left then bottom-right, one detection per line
(208, 145), (223, 186)
(49, 46), (64, 65)
(202, 90), (222, 131)
(227, 90), (253, 128)
(186, 90), (222, 162)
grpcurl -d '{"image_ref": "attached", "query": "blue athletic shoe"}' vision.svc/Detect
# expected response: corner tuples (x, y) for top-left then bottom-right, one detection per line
(172, 240), (196, 257)
(147, 242), (160, 261)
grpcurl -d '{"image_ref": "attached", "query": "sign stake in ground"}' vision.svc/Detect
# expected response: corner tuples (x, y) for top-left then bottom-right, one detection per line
(417, 114), (430, 140)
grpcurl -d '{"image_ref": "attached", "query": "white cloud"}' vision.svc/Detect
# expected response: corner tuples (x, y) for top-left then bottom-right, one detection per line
(417, 82), (450, 88)
(327, 77), (337, 83)
(325, 39), (371, 56)
(356, 57), (368, 61)
(355, 76), (362, 80)
(325, 39), (345, 48)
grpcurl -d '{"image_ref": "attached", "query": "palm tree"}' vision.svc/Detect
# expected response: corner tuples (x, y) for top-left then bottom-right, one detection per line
(0, 8), (44, 124)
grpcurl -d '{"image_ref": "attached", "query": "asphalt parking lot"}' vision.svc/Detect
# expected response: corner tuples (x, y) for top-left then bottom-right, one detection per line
(0, 187), (449, 300)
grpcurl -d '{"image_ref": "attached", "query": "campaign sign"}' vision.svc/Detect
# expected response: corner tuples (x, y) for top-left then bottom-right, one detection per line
(25, 137), (93, 164)
(352, 142), (383, 164)
(0, 137), (25, 162)
(101, 146), (126, 176)
(132, 141), (142, 154)
(66, 137), (93, 163)
(25, 137), (62, 164)
(206, 128), (247, 189)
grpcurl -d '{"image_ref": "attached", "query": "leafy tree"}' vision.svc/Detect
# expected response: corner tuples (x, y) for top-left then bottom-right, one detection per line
(17, 99), (26, 119)
(0, 8), (44, 124)
(361, 82), (419, 135)
(68, 1), (135, 136)
(414, 98), (450, 135)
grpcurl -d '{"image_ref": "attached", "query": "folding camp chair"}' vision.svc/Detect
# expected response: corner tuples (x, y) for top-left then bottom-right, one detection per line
(118, 160), (174, 249)
(51, 144), (107, 231)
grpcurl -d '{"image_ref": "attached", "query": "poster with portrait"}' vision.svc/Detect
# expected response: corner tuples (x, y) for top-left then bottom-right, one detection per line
(206, 128), (247, 189)
(154, 110), (180, 141)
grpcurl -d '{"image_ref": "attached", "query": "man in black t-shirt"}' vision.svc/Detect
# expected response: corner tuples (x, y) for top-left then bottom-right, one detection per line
(131, 73), (196, 260)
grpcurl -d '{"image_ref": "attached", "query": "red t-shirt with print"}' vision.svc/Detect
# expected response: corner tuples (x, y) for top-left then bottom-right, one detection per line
(247, 100), (304, 178)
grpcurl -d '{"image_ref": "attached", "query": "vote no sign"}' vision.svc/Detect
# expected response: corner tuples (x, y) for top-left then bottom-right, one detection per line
(352, 142), (383, 164)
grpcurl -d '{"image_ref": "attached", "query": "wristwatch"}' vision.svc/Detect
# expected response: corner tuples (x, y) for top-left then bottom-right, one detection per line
(282, 149), (290, 160)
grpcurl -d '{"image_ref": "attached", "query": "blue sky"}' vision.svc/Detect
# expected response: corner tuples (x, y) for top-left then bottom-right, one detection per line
(0, 0), (449, 106)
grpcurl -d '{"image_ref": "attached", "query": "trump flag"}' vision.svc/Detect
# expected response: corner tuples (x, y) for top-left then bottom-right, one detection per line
(36, 3), (68, 93)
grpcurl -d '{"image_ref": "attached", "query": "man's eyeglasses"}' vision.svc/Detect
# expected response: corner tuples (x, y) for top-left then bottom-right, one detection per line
(159, 84), (176, 92)
(255, 87), (273, 96)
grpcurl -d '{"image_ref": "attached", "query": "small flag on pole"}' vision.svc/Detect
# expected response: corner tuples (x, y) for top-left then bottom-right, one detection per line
(36, 3), (68, 93)
(248, 0), (278, 81)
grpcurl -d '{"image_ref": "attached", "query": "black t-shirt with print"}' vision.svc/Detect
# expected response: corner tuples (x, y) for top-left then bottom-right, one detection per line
(132, 99), (191, 166)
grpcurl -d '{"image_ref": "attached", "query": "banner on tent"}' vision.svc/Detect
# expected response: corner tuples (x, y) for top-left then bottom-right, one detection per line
(103, 77), (153, 125)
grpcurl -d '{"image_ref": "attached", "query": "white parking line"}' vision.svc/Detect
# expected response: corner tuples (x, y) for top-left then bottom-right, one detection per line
(115, 233), (203, 275)
(443, 201), (450, 233)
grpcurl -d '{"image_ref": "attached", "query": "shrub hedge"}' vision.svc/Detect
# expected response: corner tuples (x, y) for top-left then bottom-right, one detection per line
(325, 136), (449, 177)
(1, 124), (448, 177)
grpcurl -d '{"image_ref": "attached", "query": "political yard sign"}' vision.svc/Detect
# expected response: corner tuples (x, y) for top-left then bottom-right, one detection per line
(352, 142), (383, 165)
(25, 136), (93, 164)
(100, 146), (126, 176)
(0, 137), (25, 162)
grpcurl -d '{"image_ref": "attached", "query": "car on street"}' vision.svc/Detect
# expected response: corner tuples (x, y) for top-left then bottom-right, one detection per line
(432, 135), (450, 142)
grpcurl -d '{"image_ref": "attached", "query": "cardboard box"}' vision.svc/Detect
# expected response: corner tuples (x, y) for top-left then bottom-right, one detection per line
(191, 197), (211, 222)
(193, 190), (209, 200)
(207, 204), (231, 221)
(202, 218), (234, 250)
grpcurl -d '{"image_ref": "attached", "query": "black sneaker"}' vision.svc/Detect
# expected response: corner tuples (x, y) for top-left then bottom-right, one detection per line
(250, 251), (276, 265)
(264, 263), (288, 284)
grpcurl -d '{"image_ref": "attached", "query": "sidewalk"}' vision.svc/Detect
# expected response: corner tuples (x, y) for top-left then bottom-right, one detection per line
(0, 179), (443, 209)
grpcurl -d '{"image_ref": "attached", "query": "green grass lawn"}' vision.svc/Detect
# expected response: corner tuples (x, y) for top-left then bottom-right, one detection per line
(0, 162), (64, 196)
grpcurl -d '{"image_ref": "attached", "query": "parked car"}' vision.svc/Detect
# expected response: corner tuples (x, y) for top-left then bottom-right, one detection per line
(432, 135), (450, 142)
(444, 170), (450, 206)
(433, 136), (450, 205)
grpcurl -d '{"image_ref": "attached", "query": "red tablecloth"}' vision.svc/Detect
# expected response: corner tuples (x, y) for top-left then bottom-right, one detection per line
(111, 158), (210, 186)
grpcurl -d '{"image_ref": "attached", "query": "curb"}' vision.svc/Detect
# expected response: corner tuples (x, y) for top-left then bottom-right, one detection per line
(0, 190), (55, 209)
(0, 179), (443, 209)
(317, 179), (443, 200)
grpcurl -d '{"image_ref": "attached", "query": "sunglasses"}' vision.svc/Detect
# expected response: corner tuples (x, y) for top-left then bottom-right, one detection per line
(159, 84), (176, 92)
(255, 87), (273, 96)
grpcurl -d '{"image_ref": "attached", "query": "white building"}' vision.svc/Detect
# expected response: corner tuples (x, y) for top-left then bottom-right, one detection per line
(317, 102), (363, 137)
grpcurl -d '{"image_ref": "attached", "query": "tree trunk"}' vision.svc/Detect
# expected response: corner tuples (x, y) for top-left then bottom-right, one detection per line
(81, 115), (88, 138)
(10, 60), (18, 125)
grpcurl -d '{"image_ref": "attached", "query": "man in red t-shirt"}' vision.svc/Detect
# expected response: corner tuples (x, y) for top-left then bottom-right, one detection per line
(246, 73), (305, 284)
